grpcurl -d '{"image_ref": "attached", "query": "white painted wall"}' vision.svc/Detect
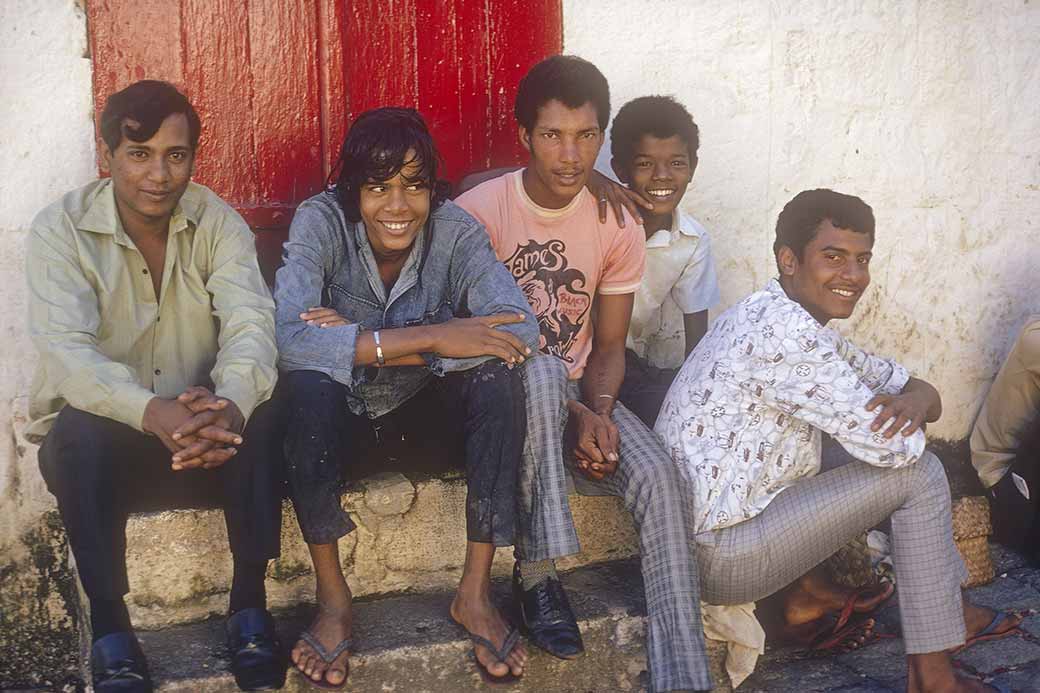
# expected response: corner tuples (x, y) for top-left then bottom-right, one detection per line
(568, 0), (1040, 441)
(0, 0), (95, 549)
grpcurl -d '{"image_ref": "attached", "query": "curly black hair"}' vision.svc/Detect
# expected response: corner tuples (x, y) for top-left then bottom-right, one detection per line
(330, 107), (450, 223)
(514, 55), (610, 132)
(610, 95), (700, 166)
(774, 189), (875, 271)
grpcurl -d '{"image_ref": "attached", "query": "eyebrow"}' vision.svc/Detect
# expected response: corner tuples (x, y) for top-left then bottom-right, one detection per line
(820, 245), (872, 255)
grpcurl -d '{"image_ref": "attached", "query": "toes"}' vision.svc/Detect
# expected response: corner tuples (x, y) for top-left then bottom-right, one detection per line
(326, 652), (350, 686)
(475, 646), (509, 679)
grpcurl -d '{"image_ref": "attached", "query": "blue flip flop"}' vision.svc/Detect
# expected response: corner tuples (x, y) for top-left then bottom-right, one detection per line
(294, 630), (353, 690)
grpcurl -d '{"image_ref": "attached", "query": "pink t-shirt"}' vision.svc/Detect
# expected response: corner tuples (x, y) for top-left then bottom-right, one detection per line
(456, 170), (645, 379)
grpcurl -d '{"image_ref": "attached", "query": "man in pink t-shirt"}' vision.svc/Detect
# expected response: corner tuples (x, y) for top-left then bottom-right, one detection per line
(456, 55), (712, 693)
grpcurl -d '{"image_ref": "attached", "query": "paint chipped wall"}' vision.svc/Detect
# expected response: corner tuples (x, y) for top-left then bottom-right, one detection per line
(0, 0), (95, 549)
(566, 0), (1040, 441)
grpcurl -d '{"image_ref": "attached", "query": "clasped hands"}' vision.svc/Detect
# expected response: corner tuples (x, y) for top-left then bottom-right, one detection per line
(566, 400), (620, 481)
(142, 386), (245, 471)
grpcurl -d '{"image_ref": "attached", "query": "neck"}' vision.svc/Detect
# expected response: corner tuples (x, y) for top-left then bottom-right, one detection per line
(642, 210), (672, 237)
(116, 203), (170, 243)
(521, 168), (575, 210)
(777, 275), (829, 325)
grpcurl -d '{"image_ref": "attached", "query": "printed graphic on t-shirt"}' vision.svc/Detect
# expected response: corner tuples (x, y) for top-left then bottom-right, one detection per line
(504, 238), (591, 364)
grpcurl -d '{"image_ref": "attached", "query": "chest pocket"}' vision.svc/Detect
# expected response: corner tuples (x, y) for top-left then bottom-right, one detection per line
(403, 299), (454, 328)
(326, 281), (384, 330)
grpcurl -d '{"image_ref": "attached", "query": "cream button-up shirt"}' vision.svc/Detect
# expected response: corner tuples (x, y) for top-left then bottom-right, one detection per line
(627, 210), (719, 369)
(26, 179), (277, 442)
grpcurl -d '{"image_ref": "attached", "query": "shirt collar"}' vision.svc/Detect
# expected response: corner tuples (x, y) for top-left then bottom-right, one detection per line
(645, 210), (684, 248)
(513, 169), (585, 221)
(76, 179), (199, 244)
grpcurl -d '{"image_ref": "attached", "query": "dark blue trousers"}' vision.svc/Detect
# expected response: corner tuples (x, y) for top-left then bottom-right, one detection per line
(282, 360), (525, 547)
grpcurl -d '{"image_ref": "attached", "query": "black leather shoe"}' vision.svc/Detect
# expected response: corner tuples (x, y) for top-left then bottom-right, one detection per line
(226, 608), (285, 691)
(512, 561), (584, 659)
(91, 631), (153, 693)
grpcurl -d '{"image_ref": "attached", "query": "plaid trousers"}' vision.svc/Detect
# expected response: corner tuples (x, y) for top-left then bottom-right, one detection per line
(518, 354), (713, 693)
(694, 449), (969, 654)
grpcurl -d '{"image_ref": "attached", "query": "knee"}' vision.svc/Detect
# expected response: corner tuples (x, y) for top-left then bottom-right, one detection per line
(38, 407), (121, 490)
(907, 449), (952, 505)
(281, 371), (346, 460)
(520, 354), (569, 397)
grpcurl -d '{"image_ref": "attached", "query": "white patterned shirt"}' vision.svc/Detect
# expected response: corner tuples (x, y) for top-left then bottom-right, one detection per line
(655, 279), (925, 533)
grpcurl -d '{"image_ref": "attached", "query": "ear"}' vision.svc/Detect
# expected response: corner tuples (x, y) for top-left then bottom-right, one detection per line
(518, 125), (532, 154)
(99, 139), (114, 173)
(777, 245), (799, 277)
(610, 157), (630, 185)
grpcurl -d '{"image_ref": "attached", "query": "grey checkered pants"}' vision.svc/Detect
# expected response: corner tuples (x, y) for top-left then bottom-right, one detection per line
(694, 449), (969, 654)
(519, 355), (713, 693)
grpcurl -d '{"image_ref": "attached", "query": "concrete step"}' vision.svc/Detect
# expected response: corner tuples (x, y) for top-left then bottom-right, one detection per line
(122, 471), (639, 629)
(134, 559), (731, 692)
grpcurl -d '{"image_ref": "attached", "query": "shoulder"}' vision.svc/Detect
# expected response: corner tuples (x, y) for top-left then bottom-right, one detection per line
(456, 174), (510, 206)
(287, 190), (349, 241)
(181, 183), (252, 241)
(31, 179), (107, 234)
(676, 210), (710, 239)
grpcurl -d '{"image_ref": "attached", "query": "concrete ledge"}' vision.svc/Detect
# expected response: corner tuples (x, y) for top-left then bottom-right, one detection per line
(125, 471), (639, 629)
(137, 559), (731, 693)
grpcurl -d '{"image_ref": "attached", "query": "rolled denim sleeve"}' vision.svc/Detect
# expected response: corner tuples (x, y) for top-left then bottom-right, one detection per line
(424, 210), (540, 375)
(206, 216), (278, 423)
(274, 200), (361, 385)
(27, 218), (155, 432)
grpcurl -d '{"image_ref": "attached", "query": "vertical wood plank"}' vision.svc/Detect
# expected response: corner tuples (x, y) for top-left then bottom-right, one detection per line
(86, 0), (184, 167)
(180, 0), (258, 204)
(343, 0), (419, 123)
(318, 0), (349, 180)
(248, 0), (324, 222)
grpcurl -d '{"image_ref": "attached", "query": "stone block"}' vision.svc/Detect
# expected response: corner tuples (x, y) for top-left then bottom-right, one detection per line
(121, 472), (639, 629)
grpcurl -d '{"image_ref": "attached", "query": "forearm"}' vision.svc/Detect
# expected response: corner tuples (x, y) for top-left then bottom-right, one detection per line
(580, 343), (626, 415)
(902, 376), (943, 422)
(354, 325), (437, 367)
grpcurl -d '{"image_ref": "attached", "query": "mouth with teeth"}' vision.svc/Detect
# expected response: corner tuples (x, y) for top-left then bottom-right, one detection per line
(380, 220), (413, 233)
(829, 287), (858, 298)
(646, 188), (676, 198)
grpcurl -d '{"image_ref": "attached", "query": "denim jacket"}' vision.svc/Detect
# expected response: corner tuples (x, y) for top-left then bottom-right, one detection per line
(274, 190), (539, 418)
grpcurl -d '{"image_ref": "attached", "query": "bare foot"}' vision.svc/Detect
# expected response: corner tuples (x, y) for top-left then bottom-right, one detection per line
(783, 571), (893, 628)
(963, 601), (1023, 641)
(292, 600), (353, 687)
(450, 593), (527, 679)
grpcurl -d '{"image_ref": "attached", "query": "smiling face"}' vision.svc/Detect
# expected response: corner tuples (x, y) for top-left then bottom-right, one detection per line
(778, 220), (873, 324)
(519, 99), (604, 209)
(358, 151), (431, 258)
(102, 112), (194, 234)
(612, 133), (695, 227)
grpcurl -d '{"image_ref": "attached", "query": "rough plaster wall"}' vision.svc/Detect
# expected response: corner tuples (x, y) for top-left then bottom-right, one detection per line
(0, 0), (95, 550)
(567, 0), (1040, 441)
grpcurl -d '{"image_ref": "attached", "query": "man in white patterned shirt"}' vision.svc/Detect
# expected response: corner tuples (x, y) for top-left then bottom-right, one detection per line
(658, 189), (1020, 692)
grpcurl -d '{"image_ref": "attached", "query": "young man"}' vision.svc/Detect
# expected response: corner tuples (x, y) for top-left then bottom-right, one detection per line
(274, 108), (538, 687)
(971, 317), (1040, 563)
(610, 95), (720, 426)
(27, 81), (282, 692)
(456, 55), (713, 693)
(656, 189), (1022, 693)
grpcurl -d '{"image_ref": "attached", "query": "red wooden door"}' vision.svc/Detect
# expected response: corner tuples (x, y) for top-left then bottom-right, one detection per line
(87, 0), (562, 268)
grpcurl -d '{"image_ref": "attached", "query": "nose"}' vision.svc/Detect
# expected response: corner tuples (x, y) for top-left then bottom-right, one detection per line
(147, 156), (170, 184)
(385, 185), (407, 213)
(652, 160), (671, 180)
(559, 136), (580, 165)
(841, 260), (869, 286)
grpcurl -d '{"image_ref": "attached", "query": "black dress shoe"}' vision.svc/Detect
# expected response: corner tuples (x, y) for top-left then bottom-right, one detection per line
(226, 608), (285, 691)
(512, 562), (584, 659)
(91, 631), (153, 693)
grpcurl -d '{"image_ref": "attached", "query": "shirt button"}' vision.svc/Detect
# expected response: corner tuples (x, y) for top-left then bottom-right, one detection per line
(142, 268), (149, 274)
(154, 368), (161, 375)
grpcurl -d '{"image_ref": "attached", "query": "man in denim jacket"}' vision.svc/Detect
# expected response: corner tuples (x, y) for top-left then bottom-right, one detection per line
(274, 108), (539, 686)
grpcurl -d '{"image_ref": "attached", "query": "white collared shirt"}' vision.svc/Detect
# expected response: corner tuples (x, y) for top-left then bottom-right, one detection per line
(627, 210), (720, 368)
(655, 279), (925, 533)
